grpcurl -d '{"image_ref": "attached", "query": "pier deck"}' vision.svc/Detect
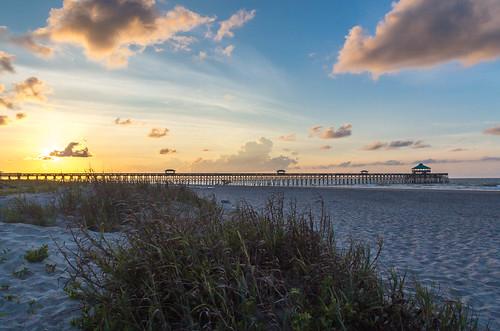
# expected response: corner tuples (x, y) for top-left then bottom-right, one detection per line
(0, 172), (449, 187)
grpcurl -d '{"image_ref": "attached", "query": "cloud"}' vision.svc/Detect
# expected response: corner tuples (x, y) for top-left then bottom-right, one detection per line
(198, 50), (207, 61)
(0, 115), (8, 125)
(202, 148), (210, 152)
(0, 51), (15, 74)
(148, 128), (168, 138)
(191, 137), (297, 172)
(278, 133), (296, 142)
(412, 140), (432, 149)
(320, 145), (332, 150)
(0, 84), (4, 93)
(10, 34), (54, 58)
(16, 112), (26, 120)
(13, 77), (49, 103)
(310, 124), (352, 139)
(31, 0), (214, 68)
(364, 140), (431, 150)
(362, 141), (387, 151)
(0, 77), (50, 109)
(450, 148), (467, 152)
(49, 142), (92, 157)
(159, 148), (176, 155)
(333, 0), (500, 77)
(115, 118), (133, 125)
(221, 44), (235, 57)
(215, 9), (256, 42)
(484, 125), (500, 135)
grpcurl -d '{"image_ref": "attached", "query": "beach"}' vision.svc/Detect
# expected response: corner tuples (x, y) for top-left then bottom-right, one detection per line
(196, 186), (500, 328)
(0, 186), (499, 329)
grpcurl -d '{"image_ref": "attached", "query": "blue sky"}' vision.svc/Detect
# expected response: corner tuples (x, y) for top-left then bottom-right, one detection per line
(0, 0), (499, 176)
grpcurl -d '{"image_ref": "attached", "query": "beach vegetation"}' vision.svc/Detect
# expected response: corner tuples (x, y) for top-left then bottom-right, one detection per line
(61, 185), (483, 331)
(45, 263), (57, 274)
(12, 266), (32, 279)
(0, 180), (61, 196)
(0, 197), (56, 226)
(24, 244), (49, 263)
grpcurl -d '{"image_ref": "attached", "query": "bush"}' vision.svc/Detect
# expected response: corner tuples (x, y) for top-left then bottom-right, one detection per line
(57, 181), (217, 232)
(24, 244), (49, 263)
(64, 194), (482, 331)
(0, 197), (56, 226)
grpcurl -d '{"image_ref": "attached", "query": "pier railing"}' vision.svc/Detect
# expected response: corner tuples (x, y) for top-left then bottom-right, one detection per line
(0, 172), (449, 187)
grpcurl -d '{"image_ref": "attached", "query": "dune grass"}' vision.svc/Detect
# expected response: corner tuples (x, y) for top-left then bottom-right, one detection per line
(0, 196), (56, 226)
(0, 180), (60, 196)
(57, 183), (483, 331)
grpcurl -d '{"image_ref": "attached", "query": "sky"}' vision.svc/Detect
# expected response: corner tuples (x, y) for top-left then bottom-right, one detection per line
(0, 0), (499, 177)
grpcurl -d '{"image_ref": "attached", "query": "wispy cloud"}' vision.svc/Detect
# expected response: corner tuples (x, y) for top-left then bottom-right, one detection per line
(214, 9), (256, 42)
(484, 125), (500, 136)
(0, 50), (15, 74)
(148, 128), (169, 138)
(192, 137), (296, 172)
(50, 142), (92, 157)
(320, 145), (332, 150)
(334, 0), (500, 77)
(363, 140), (431, 150)
(278, 133), (296, 142)
(310, 124), (352, 139)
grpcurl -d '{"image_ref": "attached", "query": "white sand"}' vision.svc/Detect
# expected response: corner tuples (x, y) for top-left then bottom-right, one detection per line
(0, 221), (80, 331)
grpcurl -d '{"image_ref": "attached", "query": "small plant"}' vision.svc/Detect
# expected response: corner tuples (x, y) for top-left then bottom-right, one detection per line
(27, 299), (42, 314)
(24, 245), (49, 263)
(0, 248), (10, 263)
(3, 294), (17, 302)
(45, 263), (56, 274)
(12, 266), (32, 279)
(64, 281), (83, 300)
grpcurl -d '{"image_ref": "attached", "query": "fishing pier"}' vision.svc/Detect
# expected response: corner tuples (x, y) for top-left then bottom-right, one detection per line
(0, 170), (449, 187)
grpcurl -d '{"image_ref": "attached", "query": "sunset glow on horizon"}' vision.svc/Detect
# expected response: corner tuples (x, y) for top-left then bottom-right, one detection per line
(1, 0), (500, 177)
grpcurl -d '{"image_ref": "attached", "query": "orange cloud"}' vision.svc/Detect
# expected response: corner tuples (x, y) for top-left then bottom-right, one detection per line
(32, 0), (214, 68)
(159, 148), (177, 155)
(334, 0), (500, 77)
(484, 125), (500, 136)
(148, 128), (169, 138)
(310, 124), (352, 139)
(278, 133), (296, 142)
(0, 115), (9, 125)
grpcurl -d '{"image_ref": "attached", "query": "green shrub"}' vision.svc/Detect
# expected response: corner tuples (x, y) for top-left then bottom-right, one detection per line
(0, 197), (56, 226)
(66, 195), (483, 331)
(24, 244), (49, 263)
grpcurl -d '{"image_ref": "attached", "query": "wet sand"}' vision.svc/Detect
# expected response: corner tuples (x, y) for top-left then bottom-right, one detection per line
(196, 186), (500, 328)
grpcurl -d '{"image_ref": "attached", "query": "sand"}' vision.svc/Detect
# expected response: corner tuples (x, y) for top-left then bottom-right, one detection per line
(1, 187), (499, 329)
(195, 186), (500, 328)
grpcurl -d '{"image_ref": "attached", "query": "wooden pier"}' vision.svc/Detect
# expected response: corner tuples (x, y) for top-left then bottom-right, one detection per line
(0, 172), (449, 187)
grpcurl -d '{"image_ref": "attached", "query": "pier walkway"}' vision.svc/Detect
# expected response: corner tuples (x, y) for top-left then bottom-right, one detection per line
(0, 172), (449, 187)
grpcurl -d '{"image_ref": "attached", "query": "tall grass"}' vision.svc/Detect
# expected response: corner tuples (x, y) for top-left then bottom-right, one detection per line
(59, 185), (483, 331)
(0, 196), (56, 226)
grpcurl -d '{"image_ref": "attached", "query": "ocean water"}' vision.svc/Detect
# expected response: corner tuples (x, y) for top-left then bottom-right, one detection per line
(323, 178), (500, 191)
